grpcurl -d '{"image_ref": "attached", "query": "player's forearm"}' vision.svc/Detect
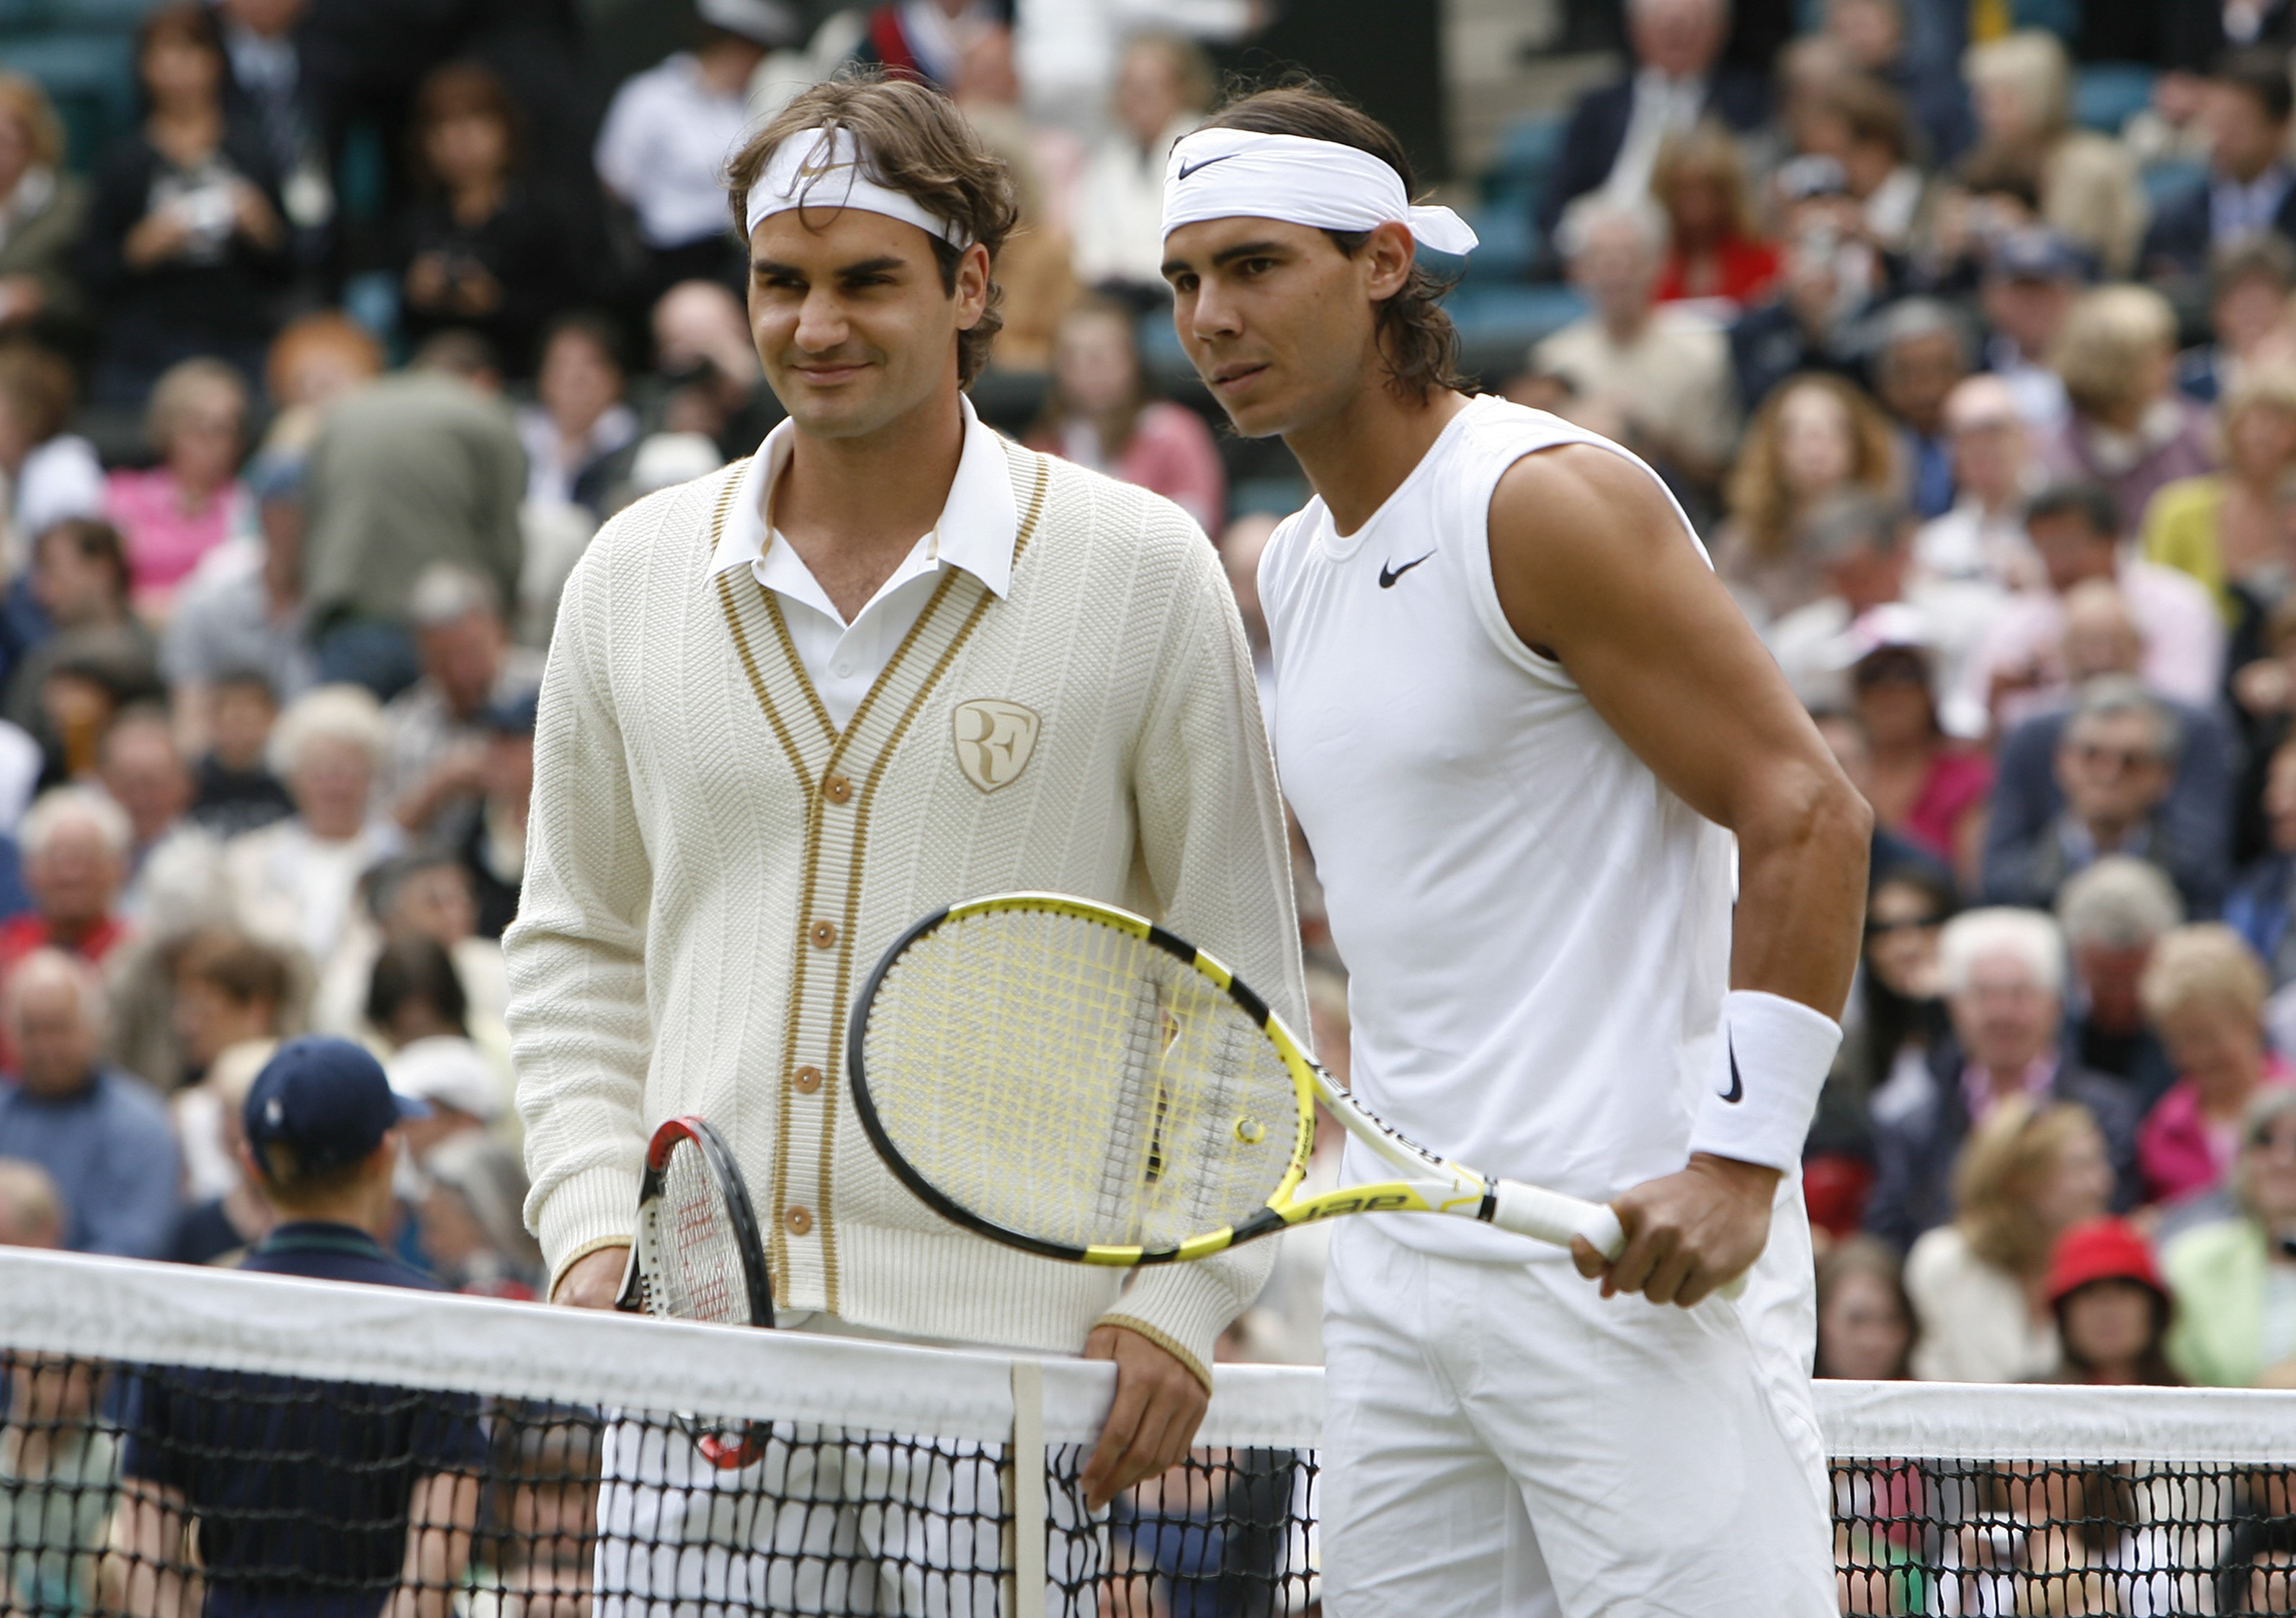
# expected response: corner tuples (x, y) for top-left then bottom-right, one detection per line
(1726, 762), (1870, 1019)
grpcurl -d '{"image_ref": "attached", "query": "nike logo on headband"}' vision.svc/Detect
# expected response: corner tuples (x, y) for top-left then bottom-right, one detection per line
(1177, 153), (1240, 182)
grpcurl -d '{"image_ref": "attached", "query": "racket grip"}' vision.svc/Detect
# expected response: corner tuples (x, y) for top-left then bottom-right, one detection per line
(1488, 1179), (1748, 1301)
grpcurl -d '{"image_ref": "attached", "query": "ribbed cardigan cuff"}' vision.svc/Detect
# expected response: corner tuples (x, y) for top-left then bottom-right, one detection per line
(1095, 1266), (1248, 1392)
(537, 1163), (643, 1294)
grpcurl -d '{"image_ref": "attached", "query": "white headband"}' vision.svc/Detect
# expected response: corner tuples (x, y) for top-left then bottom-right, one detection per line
(1160, 128), (1478, 257)
(745, 126), (970, 248)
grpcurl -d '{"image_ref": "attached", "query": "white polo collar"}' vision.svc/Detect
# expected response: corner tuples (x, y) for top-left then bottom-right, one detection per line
(707, 395), (1017, 602)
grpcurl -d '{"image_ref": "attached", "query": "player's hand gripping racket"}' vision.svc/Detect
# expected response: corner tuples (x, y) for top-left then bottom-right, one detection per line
(615, 1116), (777, 1467)
(849, 894), (1736, 1291)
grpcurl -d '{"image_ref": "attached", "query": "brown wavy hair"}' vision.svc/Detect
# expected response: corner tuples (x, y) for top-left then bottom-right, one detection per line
(1726, 372), (1902, 559)
(1199, 81), (1468, 403)
(726, 71), (1019, 389)
(1955, 1097), (2102, 1277)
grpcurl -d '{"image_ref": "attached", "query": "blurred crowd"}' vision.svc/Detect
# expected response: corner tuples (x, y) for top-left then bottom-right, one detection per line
(7, 0), (2296, 1426)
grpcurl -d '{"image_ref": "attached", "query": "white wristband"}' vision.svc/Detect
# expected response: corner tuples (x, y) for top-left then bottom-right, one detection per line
(1685, 990), (1842, 1175)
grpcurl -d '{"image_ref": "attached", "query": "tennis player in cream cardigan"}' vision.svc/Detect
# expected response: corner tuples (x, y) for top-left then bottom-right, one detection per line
(506, 69), (1304, 1550)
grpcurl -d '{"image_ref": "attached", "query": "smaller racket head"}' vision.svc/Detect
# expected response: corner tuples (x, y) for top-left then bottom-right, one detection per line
(623, 1117), (774, 1328)
(848, 894), (1315, 1264)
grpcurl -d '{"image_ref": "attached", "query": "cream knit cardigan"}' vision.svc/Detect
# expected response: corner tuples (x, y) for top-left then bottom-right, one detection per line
(507, 438), (1305, 1382)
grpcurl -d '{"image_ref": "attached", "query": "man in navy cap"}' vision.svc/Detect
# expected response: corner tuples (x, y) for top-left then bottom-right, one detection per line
(112, 1037), (486, 1618)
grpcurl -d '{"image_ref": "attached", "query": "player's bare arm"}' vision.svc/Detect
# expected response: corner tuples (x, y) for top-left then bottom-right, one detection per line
(1488, 443), (1870, 1308)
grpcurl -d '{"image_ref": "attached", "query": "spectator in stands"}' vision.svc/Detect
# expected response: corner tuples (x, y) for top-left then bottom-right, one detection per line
(104, 359), (251, 620)
(166, 1035), (277, 1265)
(0, 1341), (117, 1614)
(225, 684), (403, 965)
(315, 852), (508, 1065)
(257, 310), (385, 460)
(161, 449), (313, 750)
(1985, 581), (2237, 888)
(1797, 74), (1931, 258)
(1071, 35), (1214, 302)
(396, 63), (588, 377)
(1867, 907), (2141, 1251)
(1823, 0), (1970, 167)
(2137, 924), (2292, 1207)
(0, 790), (133, 984)
(2045, 1217), (2180, 1385)
(2143, 365), (2296, 620)
(848, 0), (1006, 94)
(1815, 1234), (1916, 1380)
(0, 343), (102, 547)
(1905, 1095), (2113, 1382)
(1976, 227), (2082, 432)
(380, 566), (540, 841)
(1961, 483), (2225, 728)
(1812, 862), (1954, 1198)
(1535, 196), (1738, 499)
(1984, 676), (2226, 916)
(1837, 618), (1994, 880)
(1027, 299), (1224, 533)
(1727, 211), (1881, 414)
(2177, 236), (2295, 405)
(2229, 736), (2296, 985)
(214, 0), (326, 257)
(516, 314), (636, 517)
(1870, 300), (1970, 521)
(1648, 121), (1778, 310)
(99, 706), (196, 883)
(592, 0), (790, 305)
(1960, 31), (2148, 277)
(76, 4), (289, 407)
(300, 333), (524, 701)
(114, 1037), (483, 1616)
(0, 1156), (61, 1248)
(0, 951), (177, 1259)
(2058, 857), (2184, 1110)
(650, 280), (780, 462)
(2143, 48), (2296, 282)
(411, 1127), (540, 1297)
(382, 985), (496, 1140)
(1540, 0), (1767, 246)
(186, 670), (292, 840)
(1714, 372), (1900, 623)
(439, 690), (529, 944)
(0, 76), (86, 343)
(1913, 375), (2044, 589)
(2164, 1084), (2296, 1385)
(2041, 286), (2216, 541)
(170, 929), (291, 1098)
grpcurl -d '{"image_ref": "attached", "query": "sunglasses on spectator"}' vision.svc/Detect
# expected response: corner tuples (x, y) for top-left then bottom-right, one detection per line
(1854, 657), (1927, 687)
(1865, 914), (1944, 936)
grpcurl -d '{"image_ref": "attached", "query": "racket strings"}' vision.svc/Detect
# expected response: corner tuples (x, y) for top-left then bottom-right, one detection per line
(860, 908), (1300, 1251)
(651, 1140), (752, 1326)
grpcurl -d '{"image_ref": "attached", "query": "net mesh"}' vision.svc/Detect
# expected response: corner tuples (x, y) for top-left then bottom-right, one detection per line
(856, 907), (1300, 1253)
(10, 1250), (2296, 1617)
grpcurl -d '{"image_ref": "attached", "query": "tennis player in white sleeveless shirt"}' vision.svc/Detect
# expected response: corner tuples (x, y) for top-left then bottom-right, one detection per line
(1161, 94), (1871, 1615)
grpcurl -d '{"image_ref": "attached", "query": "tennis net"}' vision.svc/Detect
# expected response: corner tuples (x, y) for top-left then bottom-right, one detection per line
(6, 1247), (2296, 1617)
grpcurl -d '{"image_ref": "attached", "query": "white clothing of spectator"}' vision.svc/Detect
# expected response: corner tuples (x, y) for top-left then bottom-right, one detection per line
(225, 684), (403, 965)
(1914, 375), (2046, 591)
(9, 433), (102, 545)
(594, 1), (795, 254)
(379, 566), (542, 838)
(1068, 35), (1210, 292)
(1012, 0), (1255, 142)
(1533, 195), (1738, 489)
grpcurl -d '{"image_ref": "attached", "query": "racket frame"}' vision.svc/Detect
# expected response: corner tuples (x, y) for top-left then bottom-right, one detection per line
(848, 892), (1622, 1269)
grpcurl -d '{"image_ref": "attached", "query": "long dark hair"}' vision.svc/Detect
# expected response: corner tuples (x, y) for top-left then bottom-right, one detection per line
(1858, 863), (1957, 1085)
(1198, 80), (1468, 403)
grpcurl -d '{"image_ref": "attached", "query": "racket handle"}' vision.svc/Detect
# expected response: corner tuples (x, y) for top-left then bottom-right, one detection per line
(1488, 1179), (1748, 1301)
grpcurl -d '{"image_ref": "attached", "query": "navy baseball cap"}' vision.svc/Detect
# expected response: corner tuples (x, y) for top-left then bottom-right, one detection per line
(244, 1037), (429, 1174)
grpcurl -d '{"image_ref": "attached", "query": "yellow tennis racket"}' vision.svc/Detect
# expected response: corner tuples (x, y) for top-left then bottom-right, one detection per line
(847, 892), (1632, 1268)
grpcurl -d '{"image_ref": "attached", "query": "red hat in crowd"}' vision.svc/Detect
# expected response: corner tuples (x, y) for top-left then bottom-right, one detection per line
(2045, 1217), (2166, 1307)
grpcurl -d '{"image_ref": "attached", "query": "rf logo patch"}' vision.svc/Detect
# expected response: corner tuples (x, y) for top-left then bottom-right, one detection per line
(951, 699), (1042, 793)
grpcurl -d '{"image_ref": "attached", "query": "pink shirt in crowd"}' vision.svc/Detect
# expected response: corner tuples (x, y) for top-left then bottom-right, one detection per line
(1956, 557), (2225, 731)
(103, 468), (247, 604)
(2139, 1055), (2296, 1205)
(1900, 747), (1993, 864)
(1034, 403), (1227, 535)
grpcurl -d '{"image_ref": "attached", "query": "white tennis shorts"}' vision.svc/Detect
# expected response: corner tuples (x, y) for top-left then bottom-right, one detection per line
(1320, 1181), (1836, 1617)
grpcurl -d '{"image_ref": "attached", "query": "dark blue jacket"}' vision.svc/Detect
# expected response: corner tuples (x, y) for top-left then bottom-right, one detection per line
(1537, 68), (1772, 241)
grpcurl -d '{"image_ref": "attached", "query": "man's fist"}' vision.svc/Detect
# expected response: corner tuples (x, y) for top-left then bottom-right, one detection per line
(1569, 1154), (1779, 1308)
(552, 1244), (631, 1310)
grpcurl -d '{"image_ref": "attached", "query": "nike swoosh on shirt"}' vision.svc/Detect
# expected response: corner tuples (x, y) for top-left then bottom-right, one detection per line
(1176, 153), (1240, 182)
(1721, 1037), (1745, 1104)
(1378, 552), (1434, 589)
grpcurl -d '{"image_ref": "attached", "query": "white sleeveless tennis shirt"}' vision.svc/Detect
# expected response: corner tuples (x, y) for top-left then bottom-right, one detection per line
(1261, 395), (1736, 1264)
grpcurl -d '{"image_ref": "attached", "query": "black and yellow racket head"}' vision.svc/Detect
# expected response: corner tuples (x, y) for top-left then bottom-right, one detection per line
(847, 893), (1317, 1266)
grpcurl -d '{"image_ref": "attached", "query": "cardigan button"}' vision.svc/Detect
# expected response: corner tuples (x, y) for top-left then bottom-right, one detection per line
(823, 773), (852, 804)
(810, 920), (838, 949)
(785, 1205), (813, 1236)
(794, 1065), (823, 1094)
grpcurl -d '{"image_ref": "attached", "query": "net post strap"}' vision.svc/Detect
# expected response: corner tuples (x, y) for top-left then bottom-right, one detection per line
(1010, 1358), (1048, 1618)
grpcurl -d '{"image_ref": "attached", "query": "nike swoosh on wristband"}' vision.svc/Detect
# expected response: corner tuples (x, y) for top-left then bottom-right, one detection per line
(1379, 552), (1434, 588)
(1721, 1037), (1745, 1104)
(1176, 153), (1240, 182)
